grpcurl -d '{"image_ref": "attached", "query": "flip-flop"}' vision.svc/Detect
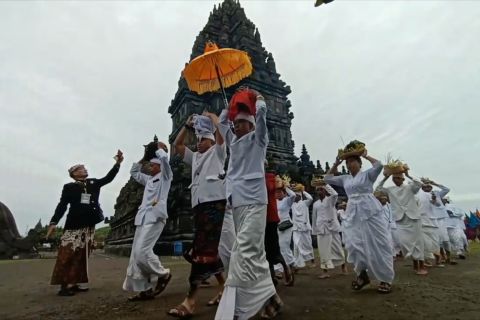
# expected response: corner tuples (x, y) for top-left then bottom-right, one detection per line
(167, 304), (194, 319)
(154, 273), (172, 296)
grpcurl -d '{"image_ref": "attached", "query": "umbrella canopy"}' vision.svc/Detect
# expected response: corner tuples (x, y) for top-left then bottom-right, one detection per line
(183, 42), (253, 103)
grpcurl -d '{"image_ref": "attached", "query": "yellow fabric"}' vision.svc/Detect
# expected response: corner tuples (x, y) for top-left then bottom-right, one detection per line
(183, 42), (253, 95)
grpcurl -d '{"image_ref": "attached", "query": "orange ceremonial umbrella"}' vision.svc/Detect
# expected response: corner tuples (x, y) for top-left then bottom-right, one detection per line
(183, 41), (253, 107)
(315, 0), (335, 7)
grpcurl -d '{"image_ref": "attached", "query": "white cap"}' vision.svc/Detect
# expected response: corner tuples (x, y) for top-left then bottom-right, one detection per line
(68, 164), (84, 174)
(234, 112), (255, 125)
(197, 133), (215, 141)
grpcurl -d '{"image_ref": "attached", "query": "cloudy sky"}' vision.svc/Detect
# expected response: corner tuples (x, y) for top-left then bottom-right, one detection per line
(1, 0), (479, 234)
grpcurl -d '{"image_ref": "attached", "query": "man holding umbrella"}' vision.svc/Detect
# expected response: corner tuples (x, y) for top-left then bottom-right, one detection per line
(215, 88), (282, 320)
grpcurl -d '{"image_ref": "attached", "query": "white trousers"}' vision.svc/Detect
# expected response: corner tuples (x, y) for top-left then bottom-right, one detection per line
(396, 216), (425, 261)
(122, 220), (169, 292)
(277, 226), (295, 266)
(292, 230), (314, 268)
(317, 233), (345, 269)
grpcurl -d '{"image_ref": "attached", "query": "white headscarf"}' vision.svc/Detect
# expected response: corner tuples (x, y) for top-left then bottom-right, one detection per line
(193, 115), (215, 141)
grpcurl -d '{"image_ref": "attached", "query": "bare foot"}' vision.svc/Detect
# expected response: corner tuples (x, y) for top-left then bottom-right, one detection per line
(415, 269), (428, 276)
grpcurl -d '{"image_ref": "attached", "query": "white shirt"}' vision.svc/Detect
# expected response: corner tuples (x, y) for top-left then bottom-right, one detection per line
(183, 143), (226, 207)
(445, 203), (465, 230)
(277, 188), (296, 223)
(430, 185), (450, 220)
(130, 149), (173, 226)
(311, 185), (339, 235)
(416, 190), (437, 227)
(218, 100), (268, 208)
(292, 191), (313, 232)
(382, 203), (397, 230)
(377, 179), (422, 221)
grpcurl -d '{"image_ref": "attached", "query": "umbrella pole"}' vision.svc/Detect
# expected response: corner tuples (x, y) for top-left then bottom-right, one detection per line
(215, 65), (229, 109)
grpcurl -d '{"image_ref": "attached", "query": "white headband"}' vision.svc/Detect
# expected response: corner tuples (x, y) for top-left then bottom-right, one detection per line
(234, 113), (255, 125)
(197, 133), (215, 141)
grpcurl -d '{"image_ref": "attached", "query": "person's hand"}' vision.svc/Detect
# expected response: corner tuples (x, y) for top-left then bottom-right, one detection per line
(158, 142), (168, 153)
(361, 149), (368, 158)
(202, 111), (219, 122)
(249, 89), (264, 101)
(46, 225), (56, 240)
(115, 149), (124, 164)
(186, 115), (195, 128)
(334, 156), (343, 166)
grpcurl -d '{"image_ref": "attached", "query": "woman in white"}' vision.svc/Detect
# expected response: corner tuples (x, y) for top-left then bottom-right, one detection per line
(275, 186), (297, 270)
(444, 199), (468, 259)
(311, 183), (346, 279)
(416, 189), (443, 267)
(291, 187), (315, 269)
(324, 150), (394, 294)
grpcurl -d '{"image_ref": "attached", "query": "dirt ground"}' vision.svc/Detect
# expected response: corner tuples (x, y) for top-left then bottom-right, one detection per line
(1, 245), (479, 320)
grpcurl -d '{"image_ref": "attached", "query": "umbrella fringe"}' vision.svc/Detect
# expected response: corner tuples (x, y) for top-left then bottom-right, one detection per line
(186, 62), (252, 95)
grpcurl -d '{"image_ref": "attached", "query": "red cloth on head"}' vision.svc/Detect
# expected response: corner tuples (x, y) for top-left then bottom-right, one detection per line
(265, 172), (280, 223)
(228, 90), (257, 121)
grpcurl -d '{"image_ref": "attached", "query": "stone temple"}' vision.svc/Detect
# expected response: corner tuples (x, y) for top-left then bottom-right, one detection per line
(105, 0), (342, 255)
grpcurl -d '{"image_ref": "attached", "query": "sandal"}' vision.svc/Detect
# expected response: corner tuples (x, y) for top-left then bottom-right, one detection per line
(207, 292), (222, 306)
(167, 304), (194, 319)
(351, 270), (370, 291)
(260, 295), (283, 319)
(57, 287), (75, 296)
(377, 282), (392, 294)
(154, 273), (172, 296)
(128, 289), (155, 302)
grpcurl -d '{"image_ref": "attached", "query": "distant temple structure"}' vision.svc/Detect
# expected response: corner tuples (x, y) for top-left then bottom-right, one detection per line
(0, 201), (41, 259)
(105, 0), (345, 255)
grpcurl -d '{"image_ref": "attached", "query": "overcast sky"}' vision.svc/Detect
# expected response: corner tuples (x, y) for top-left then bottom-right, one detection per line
(1, 0), (479, 234)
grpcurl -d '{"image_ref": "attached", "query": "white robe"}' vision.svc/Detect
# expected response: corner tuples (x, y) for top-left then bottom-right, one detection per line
(215, 205), (276, 320)
(292, 192), (314, 267)
(325, 161), (394, 283)
(416, 190), (441, 258)
(377, 180), (424, 260)
(312, 186), (344, 269)
(445, 204), (468, 255)
(218, 207), (236, 272)
(382, 203), (400, 256)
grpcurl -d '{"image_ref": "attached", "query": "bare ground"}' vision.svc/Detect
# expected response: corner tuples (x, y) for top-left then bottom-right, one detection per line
(1, 244), (479, 320)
